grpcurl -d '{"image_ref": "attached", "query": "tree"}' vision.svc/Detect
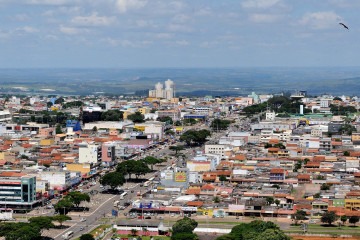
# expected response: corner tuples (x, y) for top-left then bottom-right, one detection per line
(142, 156), (163, 170)
(349, 216), (359, 226)
(320, 183), (330, 191)
(127, 112), (145, 123)
(169, 145), (185, 155)
(255, 229), (290, 240)
(213, 196), (220, 203)
(6, 224), (41, 240)
(172, 233), (199, 240)
(219, 175), (227, 182)
(292, 210), (307, 225)
(52, 215), (72, 227)
(79, 234), (95, 240)
(321, 211), (338, 225)
(157, 116), (173, 124)
(100, 172), (125, 190)
(343, 151), (350, 156)
(131, 229), (138, 236)
(55, 124), (63, 134)
(66, 191), (90, 207)
(54, 198), (74, 215)
(228, 220), (283, 240)
(101, 110), (123, 121)
(54, 97), (64, 104)
(28, 216), (54, 233)
(172, 217), (198, 235)
(340, 215), (347, 225)
(92, 126), (97, 133)
(266, 196), (275, 205)
(180, 129), (211, 146)
(274, 199), (280, 207)
(210, 119), (231, 131)
(117, 160), (151, 179)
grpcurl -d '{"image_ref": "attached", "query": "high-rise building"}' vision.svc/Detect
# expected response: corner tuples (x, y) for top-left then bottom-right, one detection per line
(149, 79), (175, 100)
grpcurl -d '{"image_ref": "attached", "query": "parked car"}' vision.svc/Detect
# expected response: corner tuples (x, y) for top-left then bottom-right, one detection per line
(145, 216), (151, 219)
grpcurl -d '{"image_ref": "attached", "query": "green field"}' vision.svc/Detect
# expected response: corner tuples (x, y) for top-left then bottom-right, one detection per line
(285, 224), (360, 236)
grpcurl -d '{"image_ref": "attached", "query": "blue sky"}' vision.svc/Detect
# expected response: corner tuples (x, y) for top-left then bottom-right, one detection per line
(0, 0), (359, 68)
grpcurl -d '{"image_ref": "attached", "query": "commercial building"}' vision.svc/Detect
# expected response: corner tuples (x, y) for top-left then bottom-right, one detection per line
(0, 172), (37, 210)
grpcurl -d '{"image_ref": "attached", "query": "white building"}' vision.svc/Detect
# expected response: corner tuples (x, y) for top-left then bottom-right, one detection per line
(0, 110), (11, 122)
(39, 171), (71, 191)
(79, 143), (101, 164)
(149, 79), (175, 100)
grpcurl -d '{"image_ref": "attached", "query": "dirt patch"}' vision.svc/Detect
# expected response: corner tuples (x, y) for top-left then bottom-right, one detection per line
(291, 236), (360, 240)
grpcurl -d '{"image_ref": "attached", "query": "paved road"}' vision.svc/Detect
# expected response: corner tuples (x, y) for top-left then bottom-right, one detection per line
(53, 142), (192, 240)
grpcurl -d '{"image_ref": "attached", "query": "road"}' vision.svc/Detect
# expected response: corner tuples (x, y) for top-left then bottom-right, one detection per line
(53, 141), (192, 240)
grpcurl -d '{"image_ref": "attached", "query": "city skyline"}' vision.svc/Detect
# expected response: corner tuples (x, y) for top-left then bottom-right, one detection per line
(0, 0), (359, 68)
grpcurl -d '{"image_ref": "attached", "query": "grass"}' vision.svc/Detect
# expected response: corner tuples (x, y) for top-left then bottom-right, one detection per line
(112, 234), (170, 240)
(286, 224), (360, 236)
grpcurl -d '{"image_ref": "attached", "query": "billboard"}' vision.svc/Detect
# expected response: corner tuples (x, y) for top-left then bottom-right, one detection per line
(174, 172), (187, 182)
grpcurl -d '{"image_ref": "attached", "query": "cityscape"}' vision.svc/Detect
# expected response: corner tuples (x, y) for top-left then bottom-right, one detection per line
(0, 1), (360, 240)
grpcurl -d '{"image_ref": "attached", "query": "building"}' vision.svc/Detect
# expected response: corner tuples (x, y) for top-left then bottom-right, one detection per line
(39, 171), (71, 193)
(78, 143), (102, 164)
(149, 79), (175, 100)
(0, 172), (37, 209)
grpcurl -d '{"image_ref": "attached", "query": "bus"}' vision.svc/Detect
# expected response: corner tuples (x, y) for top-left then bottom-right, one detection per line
(143, 181), (151, 187)
(62, 231), (74, 240)
(119, 192), (128, 200)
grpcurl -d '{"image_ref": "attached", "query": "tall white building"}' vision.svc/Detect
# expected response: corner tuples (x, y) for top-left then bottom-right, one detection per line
(149, 79), (175, 100)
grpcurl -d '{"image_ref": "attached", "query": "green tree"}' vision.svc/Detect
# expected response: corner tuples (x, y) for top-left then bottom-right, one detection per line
(66, 191), (90, 207)
(320, 183), (330, 191)
(157, 116), (173, 124)
(349, 216), (359, 226)
(6, 224), (41, 240)
(215, 235), (236, 240)
(180, 129), (211, 146)
(92, 126), (97, 133)
(131, 229), (138, 236)
(169, 145), (185, 155)
(101, 110), (123, 121)
(142, 156), (163, 170)
(100, 172), (125, 190)
(275, 199), (280, 207)
(127, 112), (145, 123)
(321, 211), (338, 225)
(28, 216), (54, 233)
(172, 217), (198, 235)
(343, 151), (350, 156)
(213, 196), (220, 203)
(219, 175), (227, 182)
(54, 97), (65, 104)
(340, 215), (347, 225)
(291, 210), (307, 225)
(54, 198), (74, 215)
(266, 196), (275, 205)
(171, 233), (199, 240)
(55, 124), (63, 134)
(79, 233), (95, 240)
(255, 229), (290, 240)
(117, 160), (151, 179)
(52, 215), (72, 227)
(210, 119), (231, 131)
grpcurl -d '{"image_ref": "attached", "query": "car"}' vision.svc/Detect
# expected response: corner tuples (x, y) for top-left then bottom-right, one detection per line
(80, 218), (86, 222)
(138, 216), (145, 219)
(131, 190), (134, 193)
(80, 227), (84, 231)
(145, 216), (151, 219)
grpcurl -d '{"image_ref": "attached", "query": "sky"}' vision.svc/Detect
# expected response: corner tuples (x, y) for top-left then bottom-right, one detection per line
(0, 0), (359, 68)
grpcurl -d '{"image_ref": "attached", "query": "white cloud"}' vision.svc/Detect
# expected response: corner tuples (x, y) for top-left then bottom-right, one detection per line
(116, 0), (147, 13)
(299, 11), (341, 29)
(102, 38), (152, 47)
(26, 0), (73, 5)
(16, 26), (39, 33)
(59, 25), (84, 35)
(168, 23), (193, 33)
(241, 0), (281, 9)
(172, 14), (190, 23)
(249, 13), (282, 23)
(14, 14), (29, 21)
(155, 33), (173, 39)
(71, 12), (116, 27)
(175, 40), (189, 46)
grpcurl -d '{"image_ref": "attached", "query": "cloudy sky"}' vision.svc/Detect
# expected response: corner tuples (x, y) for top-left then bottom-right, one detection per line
(0, 0), (359, 68)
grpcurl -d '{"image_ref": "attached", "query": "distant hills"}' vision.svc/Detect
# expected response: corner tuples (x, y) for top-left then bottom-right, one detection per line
(0, 67), (359, 96)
